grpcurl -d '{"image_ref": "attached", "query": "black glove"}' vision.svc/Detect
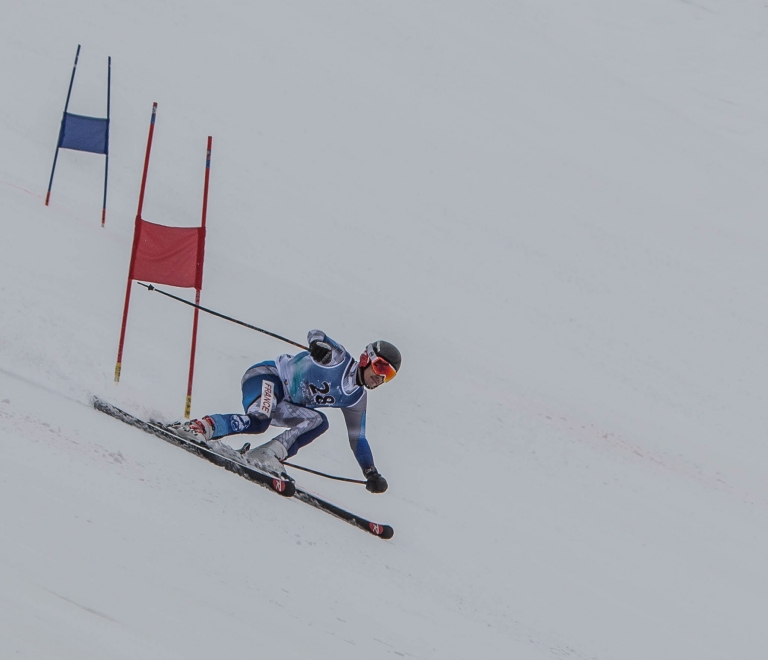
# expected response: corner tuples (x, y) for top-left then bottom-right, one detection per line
(364, 466), (388, 494)
(309, 340), (333, 365)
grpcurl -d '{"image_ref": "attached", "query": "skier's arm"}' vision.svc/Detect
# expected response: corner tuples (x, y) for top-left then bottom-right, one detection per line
(342, 397), (388, 493)
(307, 329), (347, 367)
(341, 393), (374, 471)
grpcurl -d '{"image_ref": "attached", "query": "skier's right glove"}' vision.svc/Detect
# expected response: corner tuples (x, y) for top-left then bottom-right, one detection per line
(364, 466), (388, 494)
(309, 340), (333, 365)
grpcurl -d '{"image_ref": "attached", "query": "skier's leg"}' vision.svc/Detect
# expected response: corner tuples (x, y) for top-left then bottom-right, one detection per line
(240, 362), (283, 413)
(270, 400), (329, 456)
(205, 365), (285, 442)
(201, 362), (286, 440)
(284, 409), (329, 457)
(167, 363), (283, 445)
(203, 408), (275, 469)
(206, 413), (270, 439)
(243, 401), (328, 472)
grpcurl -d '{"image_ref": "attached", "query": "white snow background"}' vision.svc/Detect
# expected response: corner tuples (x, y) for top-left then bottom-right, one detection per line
(2, 1), (768, 658)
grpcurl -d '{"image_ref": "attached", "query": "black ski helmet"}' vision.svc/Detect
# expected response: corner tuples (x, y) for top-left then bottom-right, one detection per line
(373, 340), (401, 372)
(361, 340), (402, 374)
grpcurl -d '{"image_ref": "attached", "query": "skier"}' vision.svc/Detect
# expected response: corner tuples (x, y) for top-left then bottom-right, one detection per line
(169, 331), (400, 494)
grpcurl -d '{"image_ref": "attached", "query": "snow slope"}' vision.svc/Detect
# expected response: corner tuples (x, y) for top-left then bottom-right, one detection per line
(2, 1), (768, 658)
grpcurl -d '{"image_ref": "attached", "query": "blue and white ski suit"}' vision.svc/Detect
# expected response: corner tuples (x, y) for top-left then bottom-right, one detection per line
(207, 330), (375, 471)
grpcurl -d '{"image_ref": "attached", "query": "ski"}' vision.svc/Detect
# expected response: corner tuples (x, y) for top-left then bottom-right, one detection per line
(92, 397), (295, 497)
(92, 397), (394, 539)
(230, 443), (393, 537)
(293, 488), (395, 539)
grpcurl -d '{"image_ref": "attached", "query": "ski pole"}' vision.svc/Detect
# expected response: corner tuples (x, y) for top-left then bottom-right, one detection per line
(282, 461), (366, 484)
(137, 282), (309, 351)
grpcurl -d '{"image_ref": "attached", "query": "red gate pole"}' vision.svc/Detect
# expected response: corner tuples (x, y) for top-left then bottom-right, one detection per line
(115, 103), (158, 382)
(184, 136), (212, 417)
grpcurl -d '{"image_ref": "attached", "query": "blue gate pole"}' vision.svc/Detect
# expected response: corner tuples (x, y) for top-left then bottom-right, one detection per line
(46, 44), (81, 207)
(101, 55), (111, 227)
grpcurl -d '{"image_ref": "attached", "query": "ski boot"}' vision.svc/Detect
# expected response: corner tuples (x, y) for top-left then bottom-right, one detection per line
(166, 416), (215, 445)
(243, 438), (291, 480)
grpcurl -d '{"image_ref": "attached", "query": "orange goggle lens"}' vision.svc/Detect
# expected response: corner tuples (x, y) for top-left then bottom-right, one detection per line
(370, 356), (397, 382)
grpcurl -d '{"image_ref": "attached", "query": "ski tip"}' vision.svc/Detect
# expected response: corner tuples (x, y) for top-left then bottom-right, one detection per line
(369, 522), (395, 540)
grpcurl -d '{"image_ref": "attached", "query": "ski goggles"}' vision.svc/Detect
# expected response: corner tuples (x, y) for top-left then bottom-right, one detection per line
(360, 345), (398, 382)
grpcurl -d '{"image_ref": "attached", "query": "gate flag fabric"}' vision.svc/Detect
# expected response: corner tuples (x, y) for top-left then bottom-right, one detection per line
(129, 220), (205, 290)
(45, 44), (112, 226)
(115, 103), (212, 420)
(59, 113), (110, 154)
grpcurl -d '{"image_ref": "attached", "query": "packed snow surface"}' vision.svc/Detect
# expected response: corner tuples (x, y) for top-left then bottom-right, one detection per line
(2, 1), (767, 658)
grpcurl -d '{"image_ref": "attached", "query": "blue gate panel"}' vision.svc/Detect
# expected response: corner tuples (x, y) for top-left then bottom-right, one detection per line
(59, 113), (109, 154)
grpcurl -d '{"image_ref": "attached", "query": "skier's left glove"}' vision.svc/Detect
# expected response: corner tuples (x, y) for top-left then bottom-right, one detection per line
(309, 340), (333, 365)
(364, 466), (388, 494)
